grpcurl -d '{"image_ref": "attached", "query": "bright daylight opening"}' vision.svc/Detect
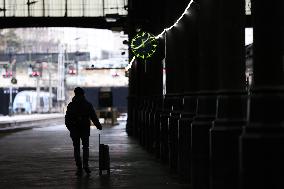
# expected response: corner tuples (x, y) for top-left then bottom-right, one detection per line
(0, 27), (129, 118)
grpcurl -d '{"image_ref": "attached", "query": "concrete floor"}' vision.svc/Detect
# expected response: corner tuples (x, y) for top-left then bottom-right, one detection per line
(0, 119), (189, 189)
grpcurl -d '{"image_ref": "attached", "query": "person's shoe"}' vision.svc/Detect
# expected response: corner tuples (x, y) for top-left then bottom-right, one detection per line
(84, 167), (91, 175)
(76, 168), (83, 176)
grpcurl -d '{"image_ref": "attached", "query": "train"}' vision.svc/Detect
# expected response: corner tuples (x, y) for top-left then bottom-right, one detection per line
(13, 90), (57, 114)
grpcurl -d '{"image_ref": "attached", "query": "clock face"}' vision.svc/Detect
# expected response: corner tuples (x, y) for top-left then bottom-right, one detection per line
(131, 31), (158, 59)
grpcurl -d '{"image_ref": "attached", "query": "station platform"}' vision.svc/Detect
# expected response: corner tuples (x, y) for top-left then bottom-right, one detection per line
(0, 116), (189, 188)
(0, 113), (64, 132)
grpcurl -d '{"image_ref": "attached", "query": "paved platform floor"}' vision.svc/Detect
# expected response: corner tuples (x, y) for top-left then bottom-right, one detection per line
(0, 119), (189, 189)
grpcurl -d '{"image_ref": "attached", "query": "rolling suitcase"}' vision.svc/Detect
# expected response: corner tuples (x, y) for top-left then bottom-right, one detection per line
(99, 134), (110, 176)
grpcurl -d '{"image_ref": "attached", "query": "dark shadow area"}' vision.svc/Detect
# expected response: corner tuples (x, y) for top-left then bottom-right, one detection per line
(0, 17), (127, 30)
(98, 175), (111, 188)
(0, 128), (30, 138)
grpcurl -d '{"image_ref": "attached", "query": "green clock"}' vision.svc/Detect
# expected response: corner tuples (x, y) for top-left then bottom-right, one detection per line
(131, 31), (158, 59)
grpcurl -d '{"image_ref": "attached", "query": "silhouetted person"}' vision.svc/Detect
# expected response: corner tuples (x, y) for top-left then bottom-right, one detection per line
(65, 87), (102, 176)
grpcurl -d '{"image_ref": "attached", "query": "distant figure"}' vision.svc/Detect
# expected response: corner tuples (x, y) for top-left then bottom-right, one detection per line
(65, 87), (102, 176)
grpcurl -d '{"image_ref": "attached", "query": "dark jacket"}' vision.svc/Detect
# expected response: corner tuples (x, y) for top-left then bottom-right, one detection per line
(65, 95), (102, 137)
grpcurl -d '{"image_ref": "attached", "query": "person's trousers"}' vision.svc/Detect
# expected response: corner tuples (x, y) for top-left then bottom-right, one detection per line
(71, 136), (89, 169)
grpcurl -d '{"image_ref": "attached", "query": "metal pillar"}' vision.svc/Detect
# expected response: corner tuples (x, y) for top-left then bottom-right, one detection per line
(164, 25), (186, 173)
(57, 45), (65, 113)
(9, 85), (12, 116)
(82, 0), (85, 17)
(42, 0), (45, 16)
(36, 76), (40, 113)
(3, 0), (6, 17)
(191, 0), (219, 188)
(240, 0), (284, 188)
(209, 0), (246, 189)
(48, 59), (52, 113)
(178, 3), (199, 183)
(65, 0), (68, 17)
(27, 0), (31, 17)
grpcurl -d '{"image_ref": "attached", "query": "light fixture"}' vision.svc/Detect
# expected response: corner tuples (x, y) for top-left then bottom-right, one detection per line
(155, 0), (195, 39)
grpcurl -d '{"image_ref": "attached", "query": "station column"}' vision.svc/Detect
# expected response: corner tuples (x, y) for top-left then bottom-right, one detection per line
(209, 0), (246, 188)
(191, 0), (219, 188)
(239, 0), (284, 188)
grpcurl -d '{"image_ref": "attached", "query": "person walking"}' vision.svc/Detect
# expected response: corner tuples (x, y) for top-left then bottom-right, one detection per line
(65, 87), (102, 176)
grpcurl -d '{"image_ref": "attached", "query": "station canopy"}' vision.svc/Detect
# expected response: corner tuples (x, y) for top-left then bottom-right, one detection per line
(0, 0), (128, 17)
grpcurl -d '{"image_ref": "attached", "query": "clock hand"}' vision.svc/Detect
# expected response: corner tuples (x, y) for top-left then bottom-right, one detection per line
(143, 36), (156, 46)
(132, 38), (147, 50)
(132, 36), (153, 50)
(141, 39), (145, 46)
